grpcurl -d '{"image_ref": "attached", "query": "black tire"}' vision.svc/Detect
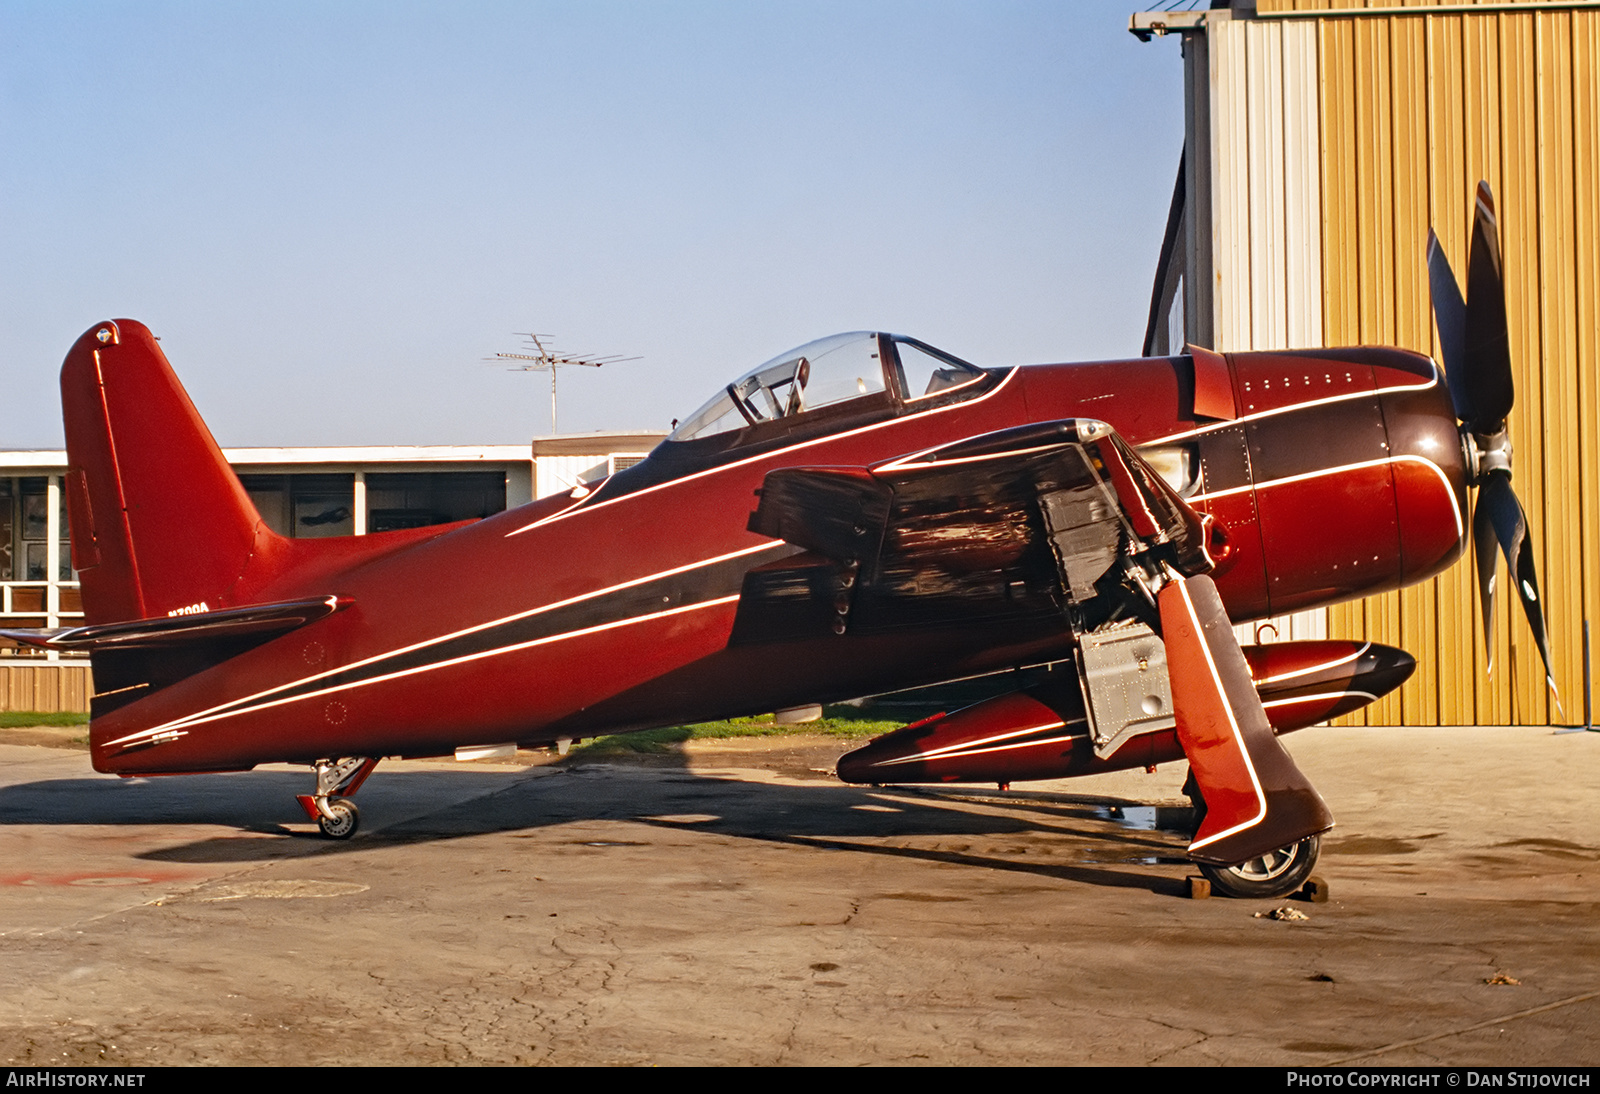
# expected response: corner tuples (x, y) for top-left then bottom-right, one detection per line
(1198, 834), (1320, 899)
(317, 797), (360, 840)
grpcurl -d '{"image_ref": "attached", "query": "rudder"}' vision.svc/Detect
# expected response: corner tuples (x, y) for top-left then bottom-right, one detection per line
(62, 320), (272, 624)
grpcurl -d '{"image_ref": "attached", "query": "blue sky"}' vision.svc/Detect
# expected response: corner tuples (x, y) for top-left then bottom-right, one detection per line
(1, 1), (1186, 447)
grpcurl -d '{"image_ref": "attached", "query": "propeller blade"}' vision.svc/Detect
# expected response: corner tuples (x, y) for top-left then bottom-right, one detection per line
(1426, 228), (1473, 420)
(1436, 182), (1556, 702)
(1473, 490), (1500, 672)
(1462, 181), (1515, 429)
(1478, 471), (1558, 691)
(1157, 574), (1333, 866)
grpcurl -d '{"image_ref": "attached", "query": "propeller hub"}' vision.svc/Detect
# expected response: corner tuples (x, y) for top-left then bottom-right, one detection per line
(1463, 426), (1512, 485)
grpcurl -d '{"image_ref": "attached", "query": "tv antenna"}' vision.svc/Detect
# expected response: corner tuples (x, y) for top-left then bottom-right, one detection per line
(487, 333), (638, 434)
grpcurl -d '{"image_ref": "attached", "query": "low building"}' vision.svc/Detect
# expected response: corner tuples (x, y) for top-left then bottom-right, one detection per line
(0, 432), (664, 712)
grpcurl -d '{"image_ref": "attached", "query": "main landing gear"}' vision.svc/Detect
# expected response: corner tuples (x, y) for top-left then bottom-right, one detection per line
(296, 757), (378, 839)
(1183, 772), (1323, 899)
(1198, 834), (1322, 900)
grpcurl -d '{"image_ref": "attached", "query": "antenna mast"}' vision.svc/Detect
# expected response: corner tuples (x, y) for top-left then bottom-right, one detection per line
(488, 333), (638, 434)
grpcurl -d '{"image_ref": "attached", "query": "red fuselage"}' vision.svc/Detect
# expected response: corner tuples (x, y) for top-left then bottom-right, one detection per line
(84, 342), (1466, 775)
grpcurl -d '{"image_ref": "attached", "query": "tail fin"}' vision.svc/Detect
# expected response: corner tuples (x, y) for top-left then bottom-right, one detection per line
(62, 320), (272, 624)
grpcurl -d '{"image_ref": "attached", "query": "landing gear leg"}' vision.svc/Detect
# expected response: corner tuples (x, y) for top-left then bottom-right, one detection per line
(296, 757), (378, 839)
(1181, 767), (1207, 828)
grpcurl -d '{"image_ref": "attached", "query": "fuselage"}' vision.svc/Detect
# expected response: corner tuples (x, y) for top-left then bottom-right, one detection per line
(88, 342), (1467, 775)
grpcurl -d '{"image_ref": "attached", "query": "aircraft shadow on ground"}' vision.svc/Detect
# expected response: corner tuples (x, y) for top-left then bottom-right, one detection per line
(0, 748), (1196, 894)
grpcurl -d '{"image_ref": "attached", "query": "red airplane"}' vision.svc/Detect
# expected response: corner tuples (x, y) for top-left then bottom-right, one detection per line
(8, 183), (1549, 899)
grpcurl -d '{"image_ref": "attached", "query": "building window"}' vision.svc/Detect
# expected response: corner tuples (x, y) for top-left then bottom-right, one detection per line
(239, 474), (355, 539)
(239, 471), (506, 537)
(365, 472), (506, 533)
(0, 479), (12, 582)
(18, 478), (70, 581)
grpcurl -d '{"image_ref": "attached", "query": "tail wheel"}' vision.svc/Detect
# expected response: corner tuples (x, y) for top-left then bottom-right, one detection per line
(317, 798), (360, 840)
(1198, 833), (1320, 899)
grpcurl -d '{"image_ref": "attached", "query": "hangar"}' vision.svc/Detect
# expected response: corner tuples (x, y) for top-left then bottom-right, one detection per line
(1136, 0), (1599, 727)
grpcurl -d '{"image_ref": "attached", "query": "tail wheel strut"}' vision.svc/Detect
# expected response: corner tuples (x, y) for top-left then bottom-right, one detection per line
(296, 757), (378, 839)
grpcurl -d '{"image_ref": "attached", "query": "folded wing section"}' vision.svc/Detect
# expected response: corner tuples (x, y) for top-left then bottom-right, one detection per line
(753, 418), (1333, 867)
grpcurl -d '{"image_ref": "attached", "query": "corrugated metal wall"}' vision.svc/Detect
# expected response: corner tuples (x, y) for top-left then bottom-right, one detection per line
(1210, 17), (1325, 353)
(1204, 14), (1333, 646)
(1230, 1), (1600, 726)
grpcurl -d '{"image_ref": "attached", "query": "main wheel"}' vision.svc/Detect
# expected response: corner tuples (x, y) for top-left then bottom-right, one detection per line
(1198, 834), (1320, 899)
(317, 797), (360, 840)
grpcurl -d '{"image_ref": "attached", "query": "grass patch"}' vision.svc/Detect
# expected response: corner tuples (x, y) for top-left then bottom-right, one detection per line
(0, 710), (89, 728)
(566, 707), (905, 758)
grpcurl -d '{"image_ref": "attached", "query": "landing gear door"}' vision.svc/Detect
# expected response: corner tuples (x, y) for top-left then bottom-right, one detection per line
(1076, 621), (1177, 760)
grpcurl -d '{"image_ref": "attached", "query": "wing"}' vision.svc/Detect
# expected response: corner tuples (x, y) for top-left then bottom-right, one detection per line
(738, 417), (1332, 866)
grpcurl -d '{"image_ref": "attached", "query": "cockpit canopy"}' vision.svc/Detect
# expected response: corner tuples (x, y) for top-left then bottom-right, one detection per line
(668, 332), (985, 443)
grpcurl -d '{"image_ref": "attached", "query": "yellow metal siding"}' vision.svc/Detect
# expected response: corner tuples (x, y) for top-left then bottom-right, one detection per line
(1391, 18), (1442, 726)
(1426, 15), (1481, 724)
(1536, 12), (1584, 729)
(1311, 8), (1600, 724)
(1579, 15), (1600, 730)
(1261, 1), (1578, 12)
(1320, 19), (1367, 686)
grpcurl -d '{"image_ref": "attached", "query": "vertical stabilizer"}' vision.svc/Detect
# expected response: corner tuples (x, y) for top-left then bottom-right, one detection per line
(61, 320), (272, 624)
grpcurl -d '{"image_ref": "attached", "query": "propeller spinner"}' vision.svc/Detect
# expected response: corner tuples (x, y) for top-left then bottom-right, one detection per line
(1426, 181), (1556, 695)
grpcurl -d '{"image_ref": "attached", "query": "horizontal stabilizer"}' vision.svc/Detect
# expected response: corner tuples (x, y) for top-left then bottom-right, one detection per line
(1158, 575), (1333, 865)
(2, 596), (347, 652)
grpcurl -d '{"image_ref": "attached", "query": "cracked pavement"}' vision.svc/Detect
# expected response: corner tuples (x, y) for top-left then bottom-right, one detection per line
(0, 724), (1595, 1065)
